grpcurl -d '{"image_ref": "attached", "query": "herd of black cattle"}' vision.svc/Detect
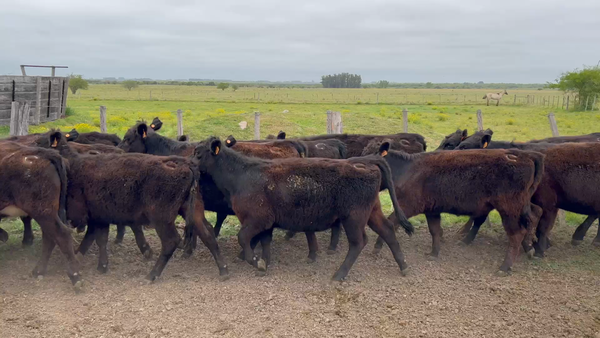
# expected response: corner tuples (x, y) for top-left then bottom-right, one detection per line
(0, 116), (599, 289)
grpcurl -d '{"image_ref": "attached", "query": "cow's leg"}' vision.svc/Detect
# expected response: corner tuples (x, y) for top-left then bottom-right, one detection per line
(498, 215), (526, 274)
(571, 215), (597, 246)
(94, 223), (110, 273)
(51, 218), (83, 286)
(593, 224), (600, 247)
(0, 227), (7, 243)
(76, 224), (96, 255)
(496, 99), (499, 106)
(327, 221), (342, 254)
(461, 215), (488, 245)
(213, 212), (227, 238)
(130, 224), (153, 260)
(76, 224), (86, 233)
(367, 207), (409, 275)
(238, 223), (267, 268)
(534, 208), (558, 258)
(257, 229), (274, 275)
(332, 215), (368, 281)
(426, 214), (443, 257)
(32, 229), (55, 277)
(147, 221), (180, 281)
(237, 234), (261, 261)
(21, 216), (34, 246)
(305, 232), (318, 263)
(114, 224), (126, 244)
(457, 217), (474, 235)
(284, 230), (296, 241)
(192, 216), (229, 279)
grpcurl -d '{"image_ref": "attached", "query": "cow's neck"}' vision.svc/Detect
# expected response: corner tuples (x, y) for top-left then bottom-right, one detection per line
(210, 151), (264, 195)
(145, 134), (192, 156)
(385, 151), (416, 181)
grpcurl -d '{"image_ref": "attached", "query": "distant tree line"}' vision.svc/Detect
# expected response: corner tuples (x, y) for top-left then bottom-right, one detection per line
(321, 73), (362, 88)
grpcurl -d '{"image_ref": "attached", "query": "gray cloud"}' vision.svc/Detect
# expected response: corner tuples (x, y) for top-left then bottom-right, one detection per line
(1, 0), (599, 82)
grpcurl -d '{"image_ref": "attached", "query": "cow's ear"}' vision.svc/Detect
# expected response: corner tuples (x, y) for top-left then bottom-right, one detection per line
(178, 135), (188, 142)
(482, 134), (492, 148)
(225, 135), (236, 147)
(484, 128), (494, 135)
(211, 139), (222, 155)
(277, 131), (286, 139)
(461, 129), (468, 140)
(137, 124), (148, 139)
(50, 131), (62, 148)
(379, 142), (390, 157)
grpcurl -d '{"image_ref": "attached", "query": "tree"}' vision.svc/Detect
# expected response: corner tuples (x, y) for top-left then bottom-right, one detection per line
(122, 80), (139, 91)
(548, 67), (600, 110)
(376, 80), (389, 89)
(232, 84), (239, 91)
(425, 82), (433, 88)
(321, 73), (362, 88)
(217, 82), (230, 91)
(68, 75), (88, 94)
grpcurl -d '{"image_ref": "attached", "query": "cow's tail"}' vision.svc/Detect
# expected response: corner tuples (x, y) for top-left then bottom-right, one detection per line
(517, 150), (545, 229)
(46, 152), (68, 225)
(372, 157), (414, 236)
(183, 167), (201, 251)
(290, 140), (309, 158)
(337, 141), (347, 159)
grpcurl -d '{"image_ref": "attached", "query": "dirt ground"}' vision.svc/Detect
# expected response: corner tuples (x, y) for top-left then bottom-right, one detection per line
(1, 222), (599, 338)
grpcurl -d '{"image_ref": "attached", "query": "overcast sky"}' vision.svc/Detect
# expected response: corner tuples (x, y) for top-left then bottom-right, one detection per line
(1, 0), (599, 83)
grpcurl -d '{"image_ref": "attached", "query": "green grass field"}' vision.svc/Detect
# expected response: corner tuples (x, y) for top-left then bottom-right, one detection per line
(0, 84), (597, 238)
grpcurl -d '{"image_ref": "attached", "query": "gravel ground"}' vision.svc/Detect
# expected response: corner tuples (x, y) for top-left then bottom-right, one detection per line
(1, 222), (599, 338)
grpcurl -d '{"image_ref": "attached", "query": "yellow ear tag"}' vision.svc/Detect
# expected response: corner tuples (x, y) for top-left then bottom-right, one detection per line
(150, 124), (155, 128)
(214, 146), (220, 155)
(226, 139), (231, 144)
(381, 150), (388, 157)
(483, 142), (488, 148)
(65, 134), (70, 138)
(51, 139), (58, 148)
(143, 131), (147, 138)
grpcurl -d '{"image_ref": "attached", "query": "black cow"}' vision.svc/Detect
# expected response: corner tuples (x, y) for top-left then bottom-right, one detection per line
(456, 130), (600, 253)
(0, 141), (81, 288)
(192, 137), (414, 280)
(224, 135), (308, 159)
(529, 132), (600, 144)
(294, 132), (426, 157)
(45, 131), (228, 281)
(363, 143), (544, 274)
(436, 129), (469, 150)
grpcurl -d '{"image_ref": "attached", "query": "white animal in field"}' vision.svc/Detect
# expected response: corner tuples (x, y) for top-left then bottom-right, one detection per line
(483, 90), (508, 106)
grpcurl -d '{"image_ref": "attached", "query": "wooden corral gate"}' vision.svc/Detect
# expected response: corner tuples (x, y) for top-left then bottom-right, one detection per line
(0, 65), (70, 126)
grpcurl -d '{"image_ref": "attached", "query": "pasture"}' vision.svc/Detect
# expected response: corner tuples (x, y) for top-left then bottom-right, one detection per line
(1, 84), (599, 337)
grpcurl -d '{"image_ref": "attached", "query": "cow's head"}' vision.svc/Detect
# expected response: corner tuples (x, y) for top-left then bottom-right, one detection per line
(178, 135), (189, 142)
(150, 117), (163, 131)
(378, 141), (390, 157)
(65, 128), (79, 142)
(118, 122), (148, 153)
(504, 90), (508, 95)
(36, 129), (69, 153)
(437, 129), (468, 150)
(193, 136), (223, 173)
(456, 129), (493, 150)
(225, 135), (237, 147)
(361, 138), (393, 156)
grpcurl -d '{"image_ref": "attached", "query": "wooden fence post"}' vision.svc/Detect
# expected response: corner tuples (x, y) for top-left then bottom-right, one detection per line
(176, 109), (184, 136)
(476, 109), (484, 131)
(99, 106), (107, 133)
(332, 111), (342, 134)
(402, 108), (408, 133)
(327, 110), (333, 134)
(10, 102), (30, 136)
(254, 111), (261, 140)
(592, 95), (597, 111)
(565, 96), (570, 111)
(514, 95), (517, 104)
(376, 93), (379, 104)
(585, 96), (590, 111)
(35, 77), (42, 125)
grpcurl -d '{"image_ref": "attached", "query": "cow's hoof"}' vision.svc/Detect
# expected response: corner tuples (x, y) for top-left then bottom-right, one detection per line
(534, 252), (545, 259)
(181, 251), (192, 259)
(22, 238), (34, 247)
(526, 249), (535, 260)
(306, 257), (316, 264)
(426, 253), (439, 261)
(495, 270), (511, 277)
(73, 280), (84, 292)
(143, 249), (154, 260)
(571, 239), (583, 246)
(255, 270), (267, 277)
(257, 259), (267, 272)
(219, 273), (230, 282)
(326, 249), (337, 255)
(97, 264), (108, 274)
(76, 227), (86, 234)
(372, 247), (382, 256)
(400, 266), (411, 277)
